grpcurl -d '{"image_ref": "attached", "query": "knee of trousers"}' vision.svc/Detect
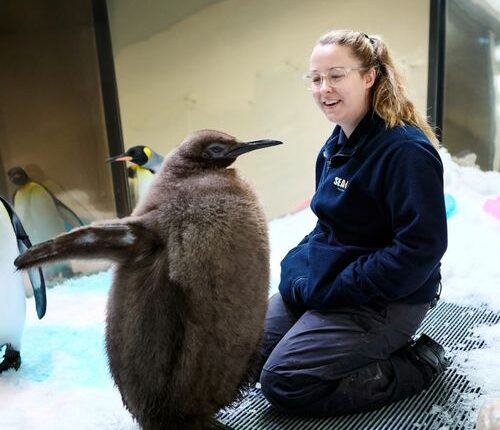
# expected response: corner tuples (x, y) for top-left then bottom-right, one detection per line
(259, 368), (323, 413)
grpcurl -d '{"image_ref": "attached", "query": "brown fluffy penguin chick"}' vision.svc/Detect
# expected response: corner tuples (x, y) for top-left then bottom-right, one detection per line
(15, 130), (282, 430)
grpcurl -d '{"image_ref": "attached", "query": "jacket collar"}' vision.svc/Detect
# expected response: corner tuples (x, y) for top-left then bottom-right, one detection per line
(323, 110), (385, 160)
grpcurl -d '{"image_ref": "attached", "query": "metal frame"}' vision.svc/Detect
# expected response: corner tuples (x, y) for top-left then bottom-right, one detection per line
(91, 0), (132, 218)
(427, 0), (447, 142)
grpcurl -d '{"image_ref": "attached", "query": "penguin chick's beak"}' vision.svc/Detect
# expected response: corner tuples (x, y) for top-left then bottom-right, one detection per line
(106, 155), (133, 163)
(225, 139), (283, 158)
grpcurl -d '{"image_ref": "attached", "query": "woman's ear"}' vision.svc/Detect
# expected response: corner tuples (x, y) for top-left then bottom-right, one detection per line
(364, 67), (377, 89)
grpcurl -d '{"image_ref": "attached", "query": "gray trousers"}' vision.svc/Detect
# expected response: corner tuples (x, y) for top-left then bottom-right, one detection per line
(259, 294), (433, 417)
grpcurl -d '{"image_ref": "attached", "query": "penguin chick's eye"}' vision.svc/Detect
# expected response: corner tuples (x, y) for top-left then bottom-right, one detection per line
(202, 143), (229, 159)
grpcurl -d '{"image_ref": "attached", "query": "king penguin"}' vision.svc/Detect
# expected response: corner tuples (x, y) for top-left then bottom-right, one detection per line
(15, 130), (282, 430)
(8, 167), (84, 239)
(0, 195), (46, 373)
(107, 145), (164, 206)
(8, 167), (84, 280)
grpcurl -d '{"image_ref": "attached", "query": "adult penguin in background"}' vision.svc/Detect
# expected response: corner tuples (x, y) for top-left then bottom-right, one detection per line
(8, 167), (84, 280)
(24, 163), (93, 225)
(107, 145), (164, 173)
(107, 145), (164, 205)
(8, 167), (84, 239)
(125, 166), (140, 207)
(15, 130), (282, 430)
(0, 195), (46, 373)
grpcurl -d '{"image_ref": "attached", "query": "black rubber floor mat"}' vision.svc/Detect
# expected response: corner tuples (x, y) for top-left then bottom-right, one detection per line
(217, 301), (499, 430)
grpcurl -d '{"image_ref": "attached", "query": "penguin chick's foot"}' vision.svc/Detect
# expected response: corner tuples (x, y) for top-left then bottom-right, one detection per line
(0, 345), (21, 373)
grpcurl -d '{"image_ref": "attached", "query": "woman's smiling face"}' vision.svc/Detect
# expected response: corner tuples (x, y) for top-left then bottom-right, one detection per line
(309, 43), (376, 136)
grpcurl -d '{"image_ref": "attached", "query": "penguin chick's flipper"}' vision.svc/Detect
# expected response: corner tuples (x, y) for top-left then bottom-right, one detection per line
(0, 344), (21, 373)
(14, 222), (159, 271)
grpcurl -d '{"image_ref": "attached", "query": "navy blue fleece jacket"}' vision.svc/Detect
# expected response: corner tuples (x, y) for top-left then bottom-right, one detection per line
(279, 112), (448, 310)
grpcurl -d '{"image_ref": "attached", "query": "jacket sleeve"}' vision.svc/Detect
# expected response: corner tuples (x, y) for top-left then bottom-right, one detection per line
(299, 142), (448, 309)
(278, 145), (328, 306)
(278, 220), (321, 305)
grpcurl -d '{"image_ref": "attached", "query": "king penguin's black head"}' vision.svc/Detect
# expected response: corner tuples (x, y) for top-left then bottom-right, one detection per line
(107, 146), (150, 167)
(8, 167), (30, 186)
(179, 130), (282, 169)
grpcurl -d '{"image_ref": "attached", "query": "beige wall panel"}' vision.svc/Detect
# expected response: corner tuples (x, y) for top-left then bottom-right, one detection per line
(109, 0), (430, 218)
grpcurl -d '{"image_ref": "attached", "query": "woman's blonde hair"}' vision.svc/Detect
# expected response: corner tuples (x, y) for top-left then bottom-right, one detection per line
(317, 30), (439, 146)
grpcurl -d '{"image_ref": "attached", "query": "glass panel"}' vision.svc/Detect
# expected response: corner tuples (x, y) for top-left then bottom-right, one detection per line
(443, 0), (500, 171)
(107, 0), (431, 218)
(0, 0), (116, 282)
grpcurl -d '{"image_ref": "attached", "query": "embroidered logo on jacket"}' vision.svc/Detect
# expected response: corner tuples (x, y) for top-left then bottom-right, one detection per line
(333, 176), (349, 191)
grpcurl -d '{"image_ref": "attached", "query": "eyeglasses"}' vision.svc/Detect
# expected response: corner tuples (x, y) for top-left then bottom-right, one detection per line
(303, 67), (368, 90)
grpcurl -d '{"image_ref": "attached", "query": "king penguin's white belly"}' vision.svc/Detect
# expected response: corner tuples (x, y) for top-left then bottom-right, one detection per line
(136, 167), (154, 204)
(14, 183), (65, 244)
(0, 204), (26, 351)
